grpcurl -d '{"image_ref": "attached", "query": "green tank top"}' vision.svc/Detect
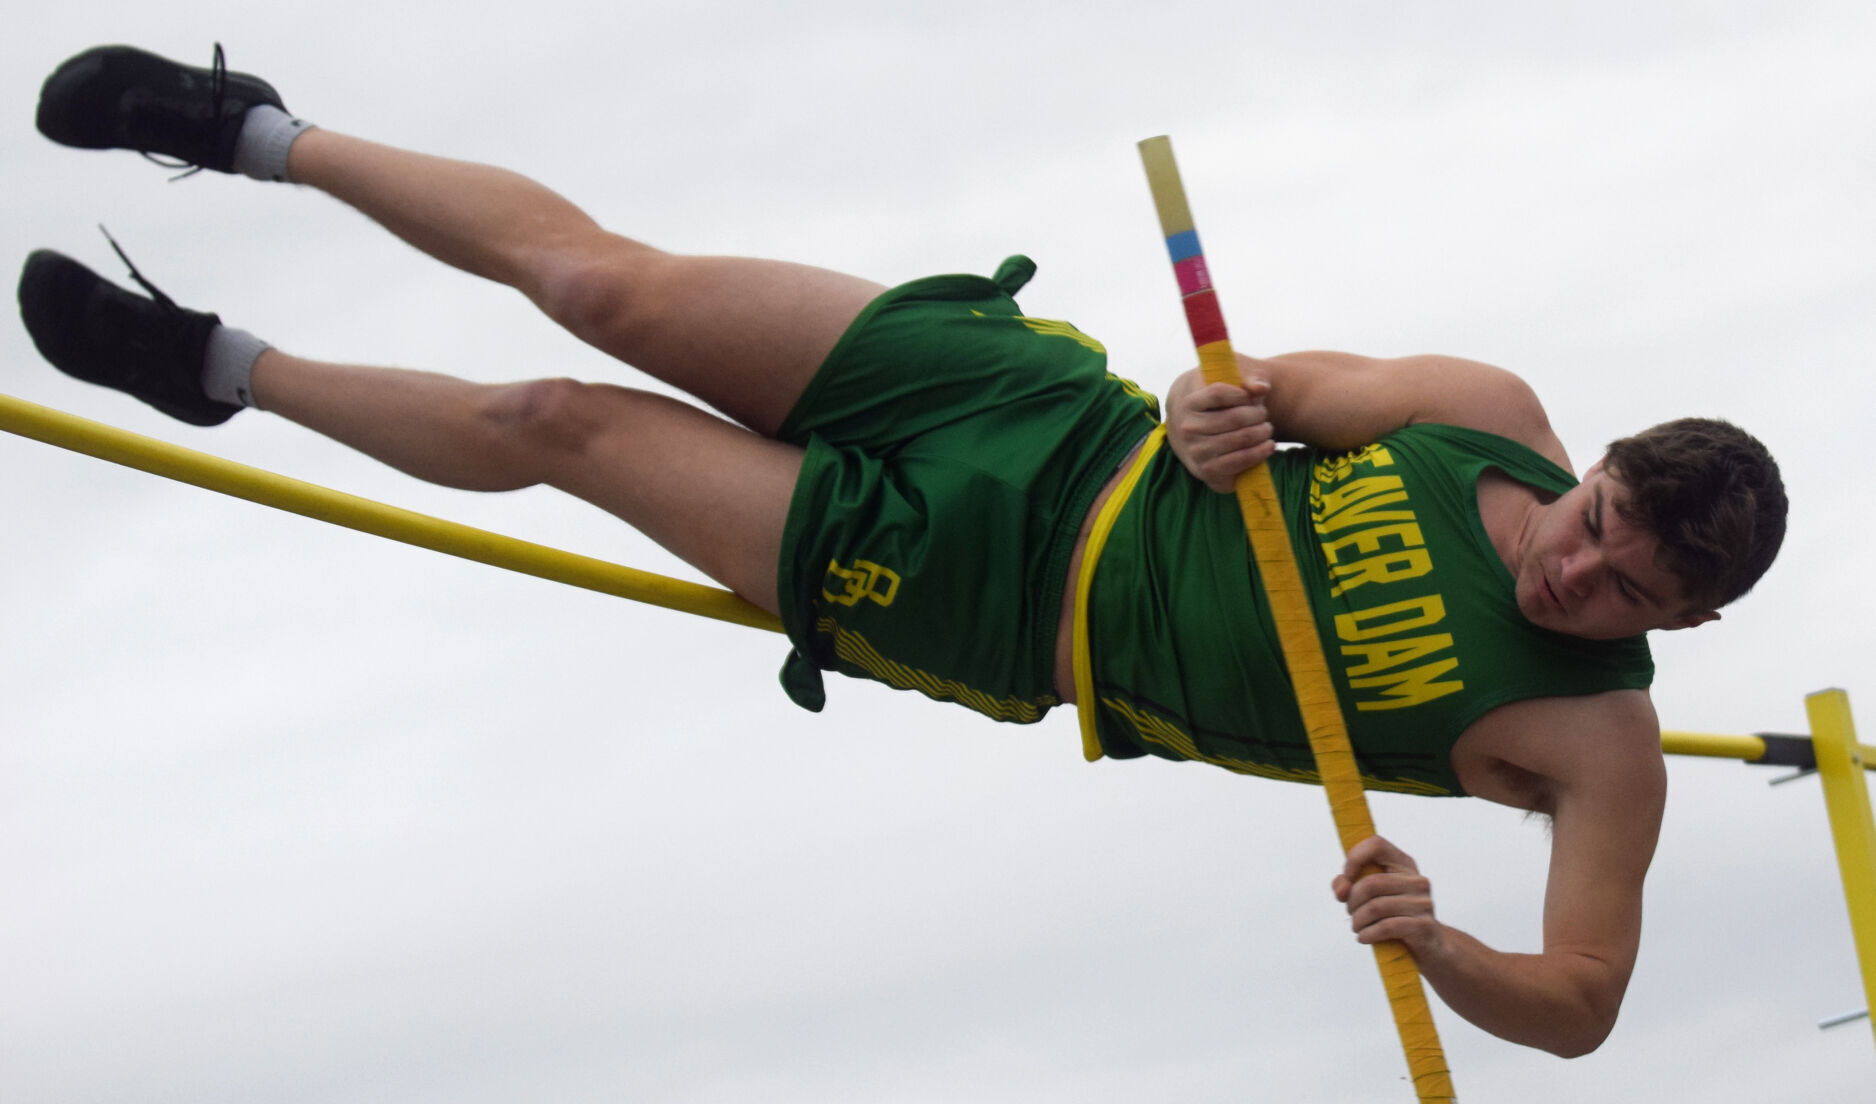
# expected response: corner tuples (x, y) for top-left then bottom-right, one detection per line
(1084, 422), (1654, 796)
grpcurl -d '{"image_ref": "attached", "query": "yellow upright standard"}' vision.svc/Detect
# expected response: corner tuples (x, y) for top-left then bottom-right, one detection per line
(1137, 136), (1455, 1101)
(1806, 689), (1876, 1047)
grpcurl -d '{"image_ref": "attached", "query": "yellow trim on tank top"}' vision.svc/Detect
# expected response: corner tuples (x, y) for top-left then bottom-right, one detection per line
(1073, 425), (1167, 761)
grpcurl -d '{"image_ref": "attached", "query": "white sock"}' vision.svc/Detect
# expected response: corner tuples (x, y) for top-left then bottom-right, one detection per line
(201, 326), (270, 408)
(232, 105), (315, 183)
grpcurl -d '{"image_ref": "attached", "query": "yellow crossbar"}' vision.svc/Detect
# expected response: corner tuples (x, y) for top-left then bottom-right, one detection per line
(0, 391), (783, 633)
(1660, 731), (1770, 761)
(1660, 729), (1876, 769)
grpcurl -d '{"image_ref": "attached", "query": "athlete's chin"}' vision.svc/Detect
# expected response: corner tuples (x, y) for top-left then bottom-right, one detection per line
(1514, 582), (1557, 629)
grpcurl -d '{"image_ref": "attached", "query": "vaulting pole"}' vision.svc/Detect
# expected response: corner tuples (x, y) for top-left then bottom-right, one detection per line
(1137, 136), (1455, 1101)
(0, 391), (782, 632)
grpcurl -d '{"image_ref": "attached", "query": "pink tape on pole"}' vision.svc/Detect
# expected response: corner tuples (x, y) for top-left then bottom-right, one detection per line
(1173, 255), (1212, 296)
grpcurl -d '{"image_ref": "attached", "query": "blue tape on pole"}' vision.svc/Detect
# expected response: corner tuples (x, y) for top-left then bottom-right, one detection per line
(1164, 229), (1202, 263)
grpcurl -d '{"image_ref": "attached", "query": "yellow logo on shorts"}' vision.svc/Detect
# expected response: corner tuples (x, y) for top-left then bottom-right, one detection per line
(968, 310), (1107, 354)
(1013, 315), (1106, 354)
(823, 558), (901, 607)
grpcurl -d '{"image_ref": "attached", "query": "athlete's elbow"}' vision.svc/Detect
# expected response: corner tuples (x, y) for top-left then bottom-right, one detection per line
(1488, 964), (1625, 1057)
(1543, 1020), (1613, 1060)
(1539, 987), (1623, 1058)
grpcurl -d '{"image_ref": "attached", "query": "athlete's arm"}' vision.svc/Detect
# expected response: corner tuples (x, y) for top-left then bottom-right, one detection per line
(1164, 351), (1569, 489)
(1336, 691), (1666, 1057)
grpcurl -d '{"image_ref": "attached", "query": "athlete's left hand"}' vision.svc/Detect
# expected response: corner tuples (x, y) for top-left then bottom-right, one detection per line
(1332, 835), (1446, 958)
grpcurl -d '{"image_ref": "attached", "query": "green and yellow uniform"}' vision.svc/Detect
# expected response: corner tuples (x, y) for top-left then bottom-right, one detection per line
(776, 259), (1653, 797)
(1081, 422), (1654, 796)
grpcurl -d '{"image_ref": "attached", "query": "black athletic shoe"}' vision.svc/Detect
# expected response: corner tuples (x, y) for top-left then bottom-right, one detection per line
(36, 43), (285, 175)
(18, 242), (239, 427)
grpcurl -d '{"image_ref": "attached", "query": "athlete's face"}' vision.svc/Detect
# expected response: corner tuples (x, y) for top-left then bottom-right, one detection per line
(1512, 463), (1719, 640)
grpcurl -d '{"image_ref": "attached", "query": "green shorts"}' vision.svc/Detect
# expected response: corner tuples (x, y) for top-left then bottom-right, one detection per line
(775, 255), (1160, 722)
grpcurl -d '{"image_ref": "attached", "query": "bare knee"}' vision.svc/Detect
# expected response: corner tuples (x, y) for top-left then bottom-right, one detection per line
(524, 236), (671, 348)
(476, 377), (610, 468)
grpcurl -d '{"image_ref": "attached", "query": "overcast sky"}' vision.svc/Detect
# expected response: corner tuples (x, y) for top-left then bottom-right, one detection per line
(4, 3), (1873, 1101)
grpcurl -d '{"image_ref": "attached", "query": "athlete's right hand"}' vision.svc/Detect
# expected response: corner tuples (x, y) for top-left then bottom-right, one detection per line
(1164, 366), (1278, 493)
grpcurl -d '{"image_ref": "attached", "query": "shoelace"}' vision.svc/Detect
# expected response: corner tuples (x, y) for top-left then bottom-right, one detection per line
(98, 225), (180, 311)
(139, 41), (228, 181)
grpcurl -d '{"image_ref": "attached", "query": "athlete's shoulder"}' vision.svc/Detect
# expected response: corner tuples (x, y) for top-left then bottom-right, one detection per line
(1451, 688), (1661, 811)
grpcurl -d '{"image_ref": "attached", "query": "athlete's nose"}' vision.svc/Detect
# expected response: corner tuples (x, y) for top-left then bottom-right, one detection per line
(1558, 549), (1602, 595)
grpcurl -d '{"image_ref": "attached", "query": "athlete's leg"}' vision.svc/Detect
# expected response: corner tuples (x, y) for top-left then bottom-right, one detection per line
(35, 44), (881, 433)
(282, 129), (886, 437)
(30, 46), (826, 605)
(250, 349), (801, 612)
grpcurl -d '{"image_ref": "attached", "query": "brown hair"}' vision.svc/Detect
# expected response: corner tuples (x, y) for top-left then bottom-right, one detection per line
(1603, 418), (1786, 610)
